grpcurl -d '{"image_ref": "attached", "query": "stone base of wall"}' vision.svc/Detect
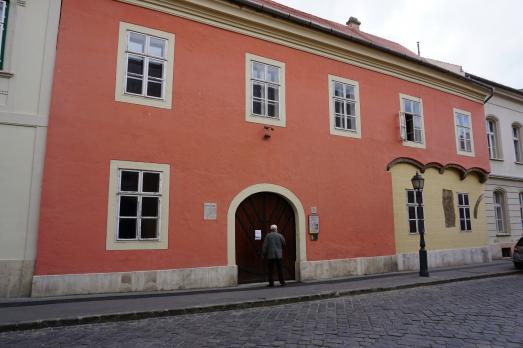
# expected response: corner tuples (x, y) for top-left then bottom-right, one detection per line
(0, 260), (35, 298)
(488, 242), (516, 259)
(31, 265), (237, 297)
(396, 246), (492, 271)
(299, 255), (398, 281)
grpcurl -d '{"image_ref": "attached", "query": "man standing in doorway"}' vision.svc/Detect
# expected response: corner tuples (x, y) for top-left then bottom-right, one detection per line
(262, 224), (286, 287)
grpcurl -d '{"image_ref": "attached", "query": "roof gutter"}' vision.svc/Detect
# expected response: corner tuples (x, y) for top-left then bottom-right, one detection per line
(227, 0), (490, 95)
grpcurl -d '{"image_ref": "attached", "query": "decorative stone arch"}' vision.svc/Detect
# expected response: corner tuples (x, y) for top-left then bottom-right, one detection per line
(227, 183), (307, 279)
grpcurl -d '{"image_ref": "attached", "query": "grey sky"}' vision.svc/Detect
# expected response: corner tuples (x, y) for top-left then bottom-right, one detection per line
(274, 0), (523, 89)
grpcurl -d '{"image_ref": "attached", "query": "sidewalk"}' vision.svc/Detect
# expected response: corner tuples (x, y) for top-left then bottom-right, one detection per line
(1, 260), (520, 332)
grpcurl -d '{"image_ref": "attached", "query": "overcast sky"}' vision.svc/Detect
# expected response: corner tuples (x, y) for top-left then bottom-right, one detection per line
(274, 0), (523, 89)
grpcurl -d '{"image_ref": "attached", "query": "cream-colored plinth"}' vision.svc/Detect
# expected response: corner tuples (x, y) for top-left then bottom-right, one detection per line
(31, 265), (237, 297)
(0, 260), (35, 297)
(396, 246), (492, 271)
(299, 255), (398, 281)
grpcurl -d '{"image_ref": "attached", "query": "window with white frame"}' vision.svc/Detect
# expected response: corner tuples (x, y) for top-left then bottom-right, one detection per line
(245, 53), (285, 127)
(328, 75), (361, 138)
(454, 109), (474, 156)
(106, 160), (170, 250)
(115, 22), (175, 109)
(399, 95), (425, 147)
(406, 189), (424, 234)
(512, 124), (522, 162)
(0, 0), (8, 70)
(457, 193), (471, 231)
(486, 117), (501, 159)
(493, 190), (508, 235)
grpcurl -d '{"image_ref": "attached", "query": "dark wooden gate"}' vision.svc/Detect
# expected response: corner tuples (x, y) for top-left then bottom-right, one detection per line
(235, 192), (296, 284)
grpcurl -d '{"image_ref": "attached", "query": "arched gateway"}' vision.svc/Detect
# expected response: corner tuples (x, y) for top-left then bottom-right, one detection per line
(227, 184), (307, 283)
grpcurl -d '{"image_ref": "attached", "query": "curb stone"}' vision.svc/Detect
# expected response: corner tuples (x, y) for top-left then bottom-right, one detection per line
(0, 269), (519, 333)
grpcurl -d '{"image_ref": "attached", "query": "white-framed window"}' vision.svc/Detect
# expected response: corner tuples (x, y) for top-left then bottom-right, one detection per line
(115, 22), (175, 109)
(399, 94), (425, 148)
(453, 109), (475, 156)
(328, 75), (361, 138)
(406, 189), (424, 234)
(486, 117), (502, 160)
(0, 0), (9, 70)
(457, 193), (472, 231)
(493, 190), (509, 236)
(512, 124), (522, 163)
(106, 160), (170, 250)
(245, 53), (286, 127)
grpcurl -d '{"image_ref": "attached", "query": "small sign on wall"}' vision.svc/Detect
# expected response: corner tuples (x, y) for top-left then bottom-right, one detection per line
(203, 202), (217, 220)
(255, 229), (262, 240)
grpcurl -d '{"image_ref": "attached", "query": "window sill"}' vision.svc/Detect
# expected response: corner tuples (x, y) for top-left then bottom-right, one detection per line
(457, 150), (475, 157)
(246, 114), (286, 128)
(0, 71), (14, 79)
(496, 234), (511, 237)
(402, 140), (426, 149)
(515, 162), (523, 165)
(490, 158), (504, 162)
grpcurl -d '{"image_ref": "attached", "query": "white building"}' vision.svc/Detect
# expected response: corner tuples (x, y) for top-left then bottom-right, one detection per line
(468, 74), (523, 258)
(0, 0), (61, 297)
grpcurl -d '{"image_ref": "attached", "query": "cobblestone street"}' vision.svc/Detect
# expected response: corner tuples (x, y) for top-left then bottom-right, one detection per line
(1, 275), (522, 347)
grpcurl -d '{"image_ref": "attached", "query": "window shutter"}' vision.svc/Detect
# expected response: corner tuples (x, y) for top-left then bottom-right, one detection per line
(399, 111), (406, 140)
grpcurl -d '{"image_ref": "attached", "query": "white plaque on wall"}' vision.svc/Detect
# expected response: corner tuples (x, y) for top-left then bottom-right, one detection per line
(204, 203), (217, 220)
(255, 229), (262, 240)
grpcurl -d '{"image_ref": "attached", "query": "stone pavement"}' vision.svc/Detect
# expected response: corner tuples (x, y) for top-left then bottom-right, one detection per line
(0, 260), (520, 333)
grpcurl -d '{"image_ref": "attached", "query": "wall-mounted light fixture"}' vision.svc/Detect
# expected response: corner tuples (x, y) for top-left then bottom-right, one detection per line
(263, 126), (274, 139)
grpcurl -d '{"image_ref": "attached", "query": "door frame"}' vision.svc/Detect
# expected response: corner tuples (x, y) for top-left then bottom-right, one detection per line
(227, 183), (307, 281)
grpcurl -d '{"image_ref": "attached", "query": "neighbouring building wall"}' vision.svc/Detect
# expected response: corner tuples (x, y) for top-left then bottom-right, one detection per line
(0, 0), (61, 297)
(390, 164), (489, 270)
(483, 94), (523, 258)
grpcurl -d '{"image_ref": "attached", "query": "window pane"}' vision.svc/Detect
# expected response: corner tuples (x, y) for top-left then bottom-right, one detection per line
(147, 81), (162, 98)
(267, 102), (278, 118)
(141, 219), (158, 239)
(413, 115), (422, 128)
(266, 65), (279, 83)
(118, 218), (137, 239)
(335, 116), (342, 128)
(119, 196), (138, 217)
(347, 116), (355, 131)
(142, 172), (160, 192)
(128, 32), (146, 53)
(458, 194), (463, 206)
(417, 206), (424, 219)
(407, 190), (415, 203)
(408, 207), (416, 219)
(403, 100), (412, 113)
(409, 221), (417, 233)
(346, 102), (356, 116)
(334, 82), (344, 97)
(127, 56), (144, 75)
(252, 62), (265, 80)
(121, 171), (139, 191)
(413, 101), (420, 115)
(334, 100), (344, 115)
(345, 85), (355, 99)
(252, 100), (263, 115)
(464, 194), (469, 206)
(252, 83), (264, 99)
(267, 85), (279, 101)
(149, 37), (166, 58)
(126, 77), (143, 94)
(148, 60), (164, 79)
(465, 209), (470, 219)
(466, 220), (472, 231)
(142, 197), (159, 217)
(460, 220), (466, 231)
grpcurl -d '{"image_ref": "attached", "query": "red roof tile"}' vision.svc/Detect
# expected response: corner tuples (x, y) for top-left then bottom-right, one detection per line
(248, 0), (419, 58)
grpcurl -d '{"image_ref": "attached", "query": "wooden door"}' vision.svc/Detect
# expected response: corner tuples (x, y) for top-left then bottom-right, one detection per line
(235, 192), (296, 284)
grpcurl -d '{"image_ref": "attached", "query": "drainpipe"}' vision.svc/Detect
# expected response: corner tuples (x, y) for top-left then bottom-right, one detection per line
(483, 86), (494, 104)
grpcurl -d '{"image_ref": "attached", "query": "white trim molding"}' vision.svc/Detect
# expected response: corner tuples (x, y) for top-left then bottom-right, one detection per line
(106, 160), (170, 250)
(399, 93), (426, 149)
(245, 53), (286, 127)
(115, 21), (175, 109)
(327, 74), (361, 139)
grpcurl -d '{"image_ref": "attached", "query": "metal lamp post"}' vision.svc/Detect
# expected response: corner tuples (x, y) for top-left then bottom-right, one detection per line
(411, 171), (429, 277)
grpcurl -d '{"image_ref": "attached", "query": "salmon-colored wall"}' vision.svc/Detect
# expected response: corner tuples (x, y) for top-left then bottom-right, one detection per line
(35, 0), (489, 275)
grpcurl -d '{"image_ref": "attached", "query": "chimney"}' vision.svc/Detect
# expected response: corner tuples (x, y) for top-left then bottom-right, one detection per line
(346, 16), (361, 30)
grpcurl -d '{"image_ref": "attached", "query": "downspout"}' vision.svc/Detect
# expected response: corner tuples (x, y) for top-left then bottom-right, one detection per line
(483, 86), (494, 104)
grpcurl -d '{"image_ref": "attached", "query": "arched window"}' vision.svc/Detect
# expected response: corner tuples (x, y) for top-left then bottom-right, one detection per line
(486, 117), (501, 159)
(493, 190), (509, 235)
(512, 123), (522, 163)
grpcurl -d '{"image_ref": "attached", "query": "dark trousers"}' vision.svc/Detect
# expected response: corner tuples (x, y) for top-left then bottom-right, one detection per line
(267, 258), (285, 286)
